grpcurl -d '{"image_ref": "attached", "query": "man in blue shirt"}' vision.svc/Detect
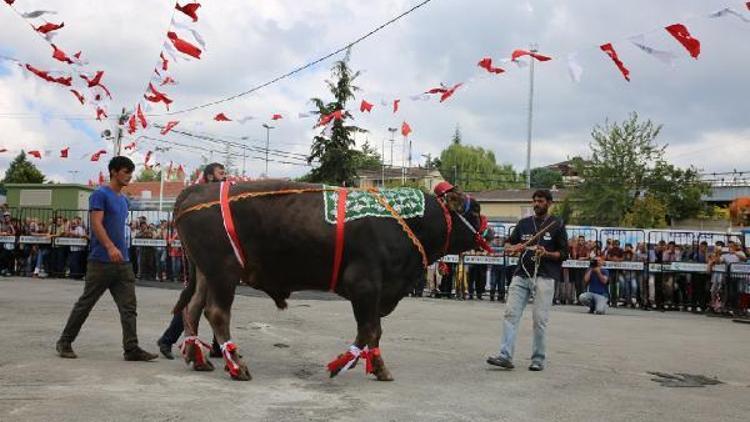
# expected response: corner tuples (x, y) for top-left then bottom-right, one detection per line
(579, 256), (610, 315)
(57, 156), (157, 361)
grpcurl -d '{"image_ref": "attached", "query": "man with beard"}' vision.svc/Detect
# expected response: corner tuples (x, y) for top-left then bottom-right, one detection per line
(157, 163), (225, 359)
(487, 190), (567, 371)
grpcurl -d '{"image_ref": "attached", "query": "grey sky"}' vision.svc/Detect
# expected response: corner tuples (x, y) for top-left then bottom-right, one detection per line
(1, 0), (748, 183)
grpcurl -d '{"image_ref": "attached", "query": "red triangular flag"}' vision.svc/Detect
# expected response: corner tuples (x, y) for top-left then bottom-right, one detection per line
(35, 22), (64, 34)
(600, 43), (631, 82)
(317, 110), (344, 127)
(51, 44), (72, 64)
(175, 2), (201, 22)
(393, 99), (400, 113)
(28, 150), (42, 159)
(127, 114), (137, 135)
(160, 121), (180, 135)
(665, 23), (701, 59)
(401, 121), (412, 137)
(124, 141), (137, 151)
(144, 83), (173, 110)
(160, 51), (169, 71)
(214, 113), (232, 121)
(60, 147), (69, 158)
(96, 107), (108, 121)
(167, 31), (202, 59)
(440, 83), (463, 103)
(91, 149), (107, 162)
(747, 1), (750, 11)
(271, 114), (283, 120)
(25, 64), (72, 86)
(4, 0), (16, 5)
(511, 49), (552, 62)
(477, 57), (505, 74)
(70, 89), (85, 105)
(136, 104), (147, 129)
(360, 100), (373, 113)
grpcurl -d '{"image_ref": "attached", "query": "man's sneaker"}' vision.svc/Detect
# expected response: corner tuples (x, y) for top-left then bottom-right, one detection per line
(56, 340), (77, 359)
(486, 355), (514, 369)
(124, 347), (158, 362)
(528, 362), (544, 371)
(157, 340), (174, 360)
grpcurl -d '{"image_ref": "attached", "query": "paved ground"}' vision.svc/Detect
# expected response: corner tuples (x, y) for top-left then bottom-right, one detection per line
(1, 277), (749, 422)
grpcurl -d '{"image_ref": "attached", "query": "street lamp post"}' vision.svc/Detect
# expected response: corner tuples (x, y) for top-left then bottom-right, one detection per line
(525, 43), (538, 190)
(262, 123), (275, 178)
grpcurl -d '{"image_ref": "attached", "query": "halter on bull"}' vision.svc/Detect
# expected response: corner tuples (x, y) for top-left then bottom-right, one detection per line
(172, 180), (489, 381)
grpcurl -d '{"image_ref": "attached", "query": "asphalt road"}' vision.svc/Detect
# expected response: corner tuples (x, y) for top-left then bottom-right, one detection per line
(1, 277), (748, 422)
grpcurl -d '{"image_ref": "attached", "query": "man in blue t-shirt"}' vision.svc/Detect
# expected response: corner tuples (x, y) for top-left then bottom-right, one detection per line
(57, 156), (157, 362)
(579, 256), (610, 315)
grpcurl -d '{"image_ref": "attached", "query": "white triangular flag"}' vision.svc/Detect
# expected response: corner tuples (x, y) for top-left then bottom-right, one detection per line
(236, 116), (255, 124)
(629, 35), (678, 66)
(21, 10), (58, 19)
(172, 22), (207, 50)
(707, 7), (750, 23)
(567, 53), (583, 83)
(298, 112), (311, 118)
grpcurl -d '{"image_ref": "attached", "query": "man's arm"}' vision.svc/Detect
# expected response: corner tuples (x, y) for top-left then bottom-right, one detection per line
(91, 211), (123, 263)
(596, 268), (609, 284)
(540, 221), (568, 261)
(583, 268), (592, 285)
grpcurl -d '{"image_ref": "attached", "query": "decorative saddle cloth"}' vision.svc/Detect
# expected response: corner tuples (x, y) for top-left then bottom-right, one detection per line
(322, 186), (425, 224)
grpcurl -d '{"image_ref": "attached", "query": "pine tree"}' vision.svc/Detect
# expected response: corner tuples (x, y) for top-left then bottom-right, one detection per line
(306, 50), (367, 186)
(1, 152), (46, 186)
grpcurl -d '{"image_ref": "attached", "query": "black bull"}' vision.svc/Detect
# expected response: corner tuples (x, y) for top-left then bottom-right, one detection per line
(172, 180), (483, 381)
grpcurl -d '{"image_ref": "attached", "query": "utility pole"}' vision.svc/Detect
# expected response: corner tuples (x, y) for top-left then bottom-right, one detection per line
(262, 123), (274, 178)
(67, 170), (79, 184)
(525, 43), (538, 190)
(381, 137), (386, 188)
(401, 134), (407, 185)
(115, 108), (128, 156)
(422, 153), (431, 169)
(387, 127), (397, 168)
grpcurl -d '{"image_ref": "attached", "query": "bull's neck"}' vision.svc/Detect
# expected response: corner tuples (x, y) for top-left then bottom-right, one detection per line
(410, 196), (452, 264)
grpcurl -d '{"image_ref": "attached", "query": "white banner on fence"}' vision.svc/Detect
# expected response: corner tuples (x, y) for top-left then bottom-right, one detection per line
(441, 255), (459, 263)
(730, 264), (750, 274)
(170, 239), (182, 248)
(463, 255), (504, 265)
(0, 235), (16, 244)
(19, 235), (51, 245)
(131, 238), (167, 247)
(54, 237), (88, 247)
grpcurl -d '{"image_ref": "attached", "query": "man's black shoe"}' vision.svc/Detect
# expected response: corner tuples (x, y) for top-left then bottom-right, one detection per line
(157, 340), (174, 360)
(124, 347), (158, 362)
(486, 355), (514, 369)
(56, 340), (77, 359)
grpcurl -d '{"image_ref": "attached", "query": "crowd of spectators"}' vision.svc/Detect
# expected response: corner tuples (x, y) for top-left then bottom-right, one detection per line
(424, 233), (750, 317)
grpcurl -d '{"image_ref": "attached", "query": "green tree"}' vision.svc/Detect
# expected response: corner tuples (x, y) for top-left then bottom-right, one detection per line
(136, 168), (161, 182)
(1, 152), (46, 188)
(438, 141), (519, 191)
(552, 196), (574, 224)
(570, 113), (710, 227)
(351, 140), (381, 171)
(621, 195), (668, 228)
(530, 167), (563, 189)
(306, 50), (367, 186)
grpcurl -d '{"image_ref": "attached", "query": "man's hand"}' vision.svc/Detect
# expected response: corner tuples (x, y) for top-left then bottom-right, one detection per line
(534, 245), (547, 257)
(107, 245), (124, 263)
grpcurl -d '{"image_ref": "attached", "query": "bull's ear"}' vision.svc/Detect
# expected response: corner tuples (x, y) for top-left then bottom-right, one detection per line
(443, 191), (464, 213)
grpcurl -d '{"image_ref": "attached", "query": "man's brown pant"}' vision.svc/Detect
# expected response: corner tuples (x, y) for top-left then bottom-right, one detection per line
(59, 261), (139, 352)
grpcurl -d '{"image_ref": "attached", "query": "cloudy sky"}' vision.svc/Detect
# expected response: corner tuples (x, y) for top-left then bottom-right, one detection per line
(1, 0), (749, 184)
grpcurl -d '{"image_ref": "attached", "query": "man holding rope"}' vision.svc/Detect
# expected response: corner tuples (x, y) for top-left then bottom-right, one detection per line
(487, 189), (567, 371)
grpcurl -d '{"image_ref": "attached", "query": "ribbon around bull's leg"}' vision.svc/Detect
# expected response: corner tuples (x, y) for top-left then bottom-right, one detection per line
(327, 345), (381, 377)
(179, 336), (212, 367)
(220, 340), (241, 378)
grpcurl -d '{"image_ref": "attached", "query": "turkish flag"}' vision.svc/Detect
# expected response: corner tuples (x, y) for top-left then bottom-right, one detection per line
(478, 57), (505, 74)
(70, 89), (85, 105)
(160, 121), (180, 135)
(167, 31), (202, 59)
(25, 64), (72, 86)
(51, 44), (72, 64)
(144, 83), (173, 110)
(136, 104), (147, 129)
(96, 107), (108, 121)
(393, 99), (400, 113)
(175, 2), (201, 22)
(60, 147), (69, 158)
(160, 52), (169, 71)
(91, 149), (107, 162)
(35, 22), (64, 34)
(401, 121), (412, 137)
(360, 100), (373, 113)
(271, 114), (283, 120)
(127, 114), (137, 135)
(440, 83), (462, 103)
(214, 113), (232, 121)
(511, 49), (552, 62)
(318, 110), (343, 127)
(600, 43), (630, 81)
(28, 150), (42, 159)
(665, 23), (701, 59)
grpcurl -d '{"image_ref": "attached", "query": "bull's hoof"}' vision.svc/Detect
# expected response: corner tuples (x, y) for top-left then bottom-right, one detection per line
(229, 364), (252, 381)
(194, 360), (215, 372)
(374, 367), (394, 382)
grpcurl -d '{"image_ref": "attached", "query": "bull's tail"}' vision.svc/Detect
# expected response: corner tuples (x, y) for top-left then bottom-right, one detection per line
(172, 255), (197, 314)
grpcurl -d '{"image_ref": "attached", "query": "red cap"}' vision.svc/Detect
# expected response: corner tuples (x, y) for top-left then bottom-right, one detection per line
(434, 181), (455, 197)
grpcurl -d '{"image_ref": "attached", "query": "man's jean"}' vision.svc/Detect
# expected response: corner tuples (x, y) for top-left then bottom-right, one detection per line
(579, 292), (609, 314)
(499, 276), (554, 365)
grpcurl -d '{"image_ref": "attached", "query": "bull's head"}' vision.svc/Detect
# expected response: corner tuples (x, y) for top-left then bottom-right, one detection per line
(440, 187), (492, 255)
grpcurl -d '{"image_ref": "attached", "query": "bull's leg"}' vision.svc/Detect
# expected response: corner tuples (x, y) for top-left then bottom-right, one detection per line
(183, 269), (214, 371)
(204, 278), (251, 381)
(351, 297), (393, 382)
